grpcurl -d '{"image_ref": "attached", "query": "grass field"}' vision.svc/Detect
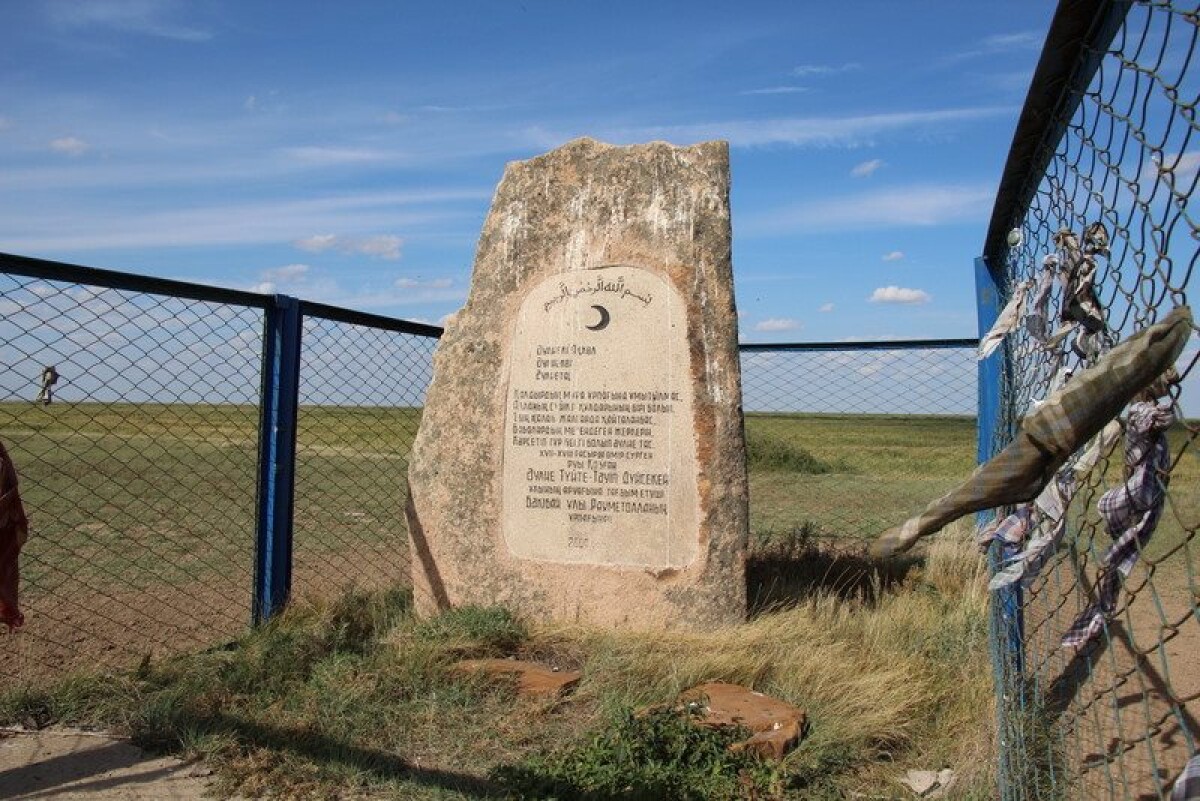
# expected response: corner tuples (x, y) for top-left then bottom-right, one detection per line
(0, 401), (1196, 797)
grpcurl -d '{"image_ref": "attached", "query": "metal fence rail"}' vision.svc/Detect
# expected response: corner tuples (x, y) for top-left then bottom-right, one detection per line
(981, 1), (1200, 797)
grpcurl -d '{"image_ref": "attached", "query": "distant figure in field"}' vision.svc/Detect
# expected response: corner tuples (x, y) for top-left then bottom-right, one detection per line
(36, 365), (58, 405)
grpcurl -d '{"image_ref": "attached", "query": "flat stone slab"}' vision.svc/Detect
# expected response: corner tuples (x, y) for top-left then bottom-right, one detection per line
(407, 137), (748, 629)
(678, 682), (807, 760)
(452, 658), (582, 699)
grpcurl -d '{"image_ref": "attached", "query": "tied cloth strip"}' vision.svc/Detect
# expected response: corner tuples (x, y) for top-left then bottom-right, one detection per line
(1061, 399), (1175, 649)
(986, 420), (1122, 592)
(871, 306), (1192, 559)
(978, 279), (1032, 361)
(1024, 256), (1056, 344)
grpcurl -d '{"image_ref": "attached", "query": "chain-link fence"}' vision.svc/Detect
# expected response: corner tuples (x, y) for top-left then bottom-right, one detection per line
(0, 249), (981, 685)
(0, 253), (440, 682)
(739, 341), (978, 548)
(981, 1), (1200, 797)
(292, 310), (436, 604)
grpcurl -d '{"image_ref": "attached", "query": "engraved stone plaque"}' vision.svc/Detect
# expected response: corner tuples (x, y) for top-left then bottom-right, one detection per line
(406, 137), (748, 630)
(502, 265), (698, 567)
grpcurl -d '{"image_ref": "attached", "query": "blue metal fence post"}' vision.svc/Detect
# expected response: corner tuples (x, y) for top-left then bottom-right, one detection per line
(254, 294), (302, 625)
(976, 255), (1024, 799)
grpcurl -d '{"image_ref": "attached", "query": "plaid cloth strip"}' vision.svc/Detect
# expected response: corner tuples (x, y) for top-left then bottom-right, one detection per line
(873, 306), (1191, 558)
(1024, 259), (1056, 343)
(1173, 754), (1200, 801)
(1061, 400), (1174, 649)
(975, 505), (1033, 551)
(1061, 569), (1121, 649)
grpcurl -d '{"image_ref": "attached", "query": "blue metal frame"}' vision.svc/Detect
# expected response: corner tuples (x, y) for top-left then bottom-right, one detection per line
(253, 294), (303, 625)
(976, 255), (1025, 799)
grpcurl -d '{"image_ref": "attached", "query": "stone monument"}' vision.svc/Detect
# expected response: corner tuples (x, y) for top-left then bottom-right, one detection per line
(406, 137), (747, 629)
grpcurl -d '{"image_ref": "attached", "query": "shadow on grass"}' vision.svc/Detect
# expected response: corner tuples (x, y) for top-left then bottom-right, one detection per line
(746, 536), (924, 616)
(138, 711), (502, 799)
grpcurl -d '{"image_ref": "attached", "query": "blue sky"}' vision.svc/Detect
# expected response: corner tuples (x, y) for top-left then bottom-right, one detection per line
(1, 0), (1058, 342)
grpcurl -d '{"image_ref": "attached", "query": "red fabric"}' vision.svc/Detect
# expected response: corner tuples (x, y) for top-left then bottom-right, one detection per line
(0, 440), (27, 630)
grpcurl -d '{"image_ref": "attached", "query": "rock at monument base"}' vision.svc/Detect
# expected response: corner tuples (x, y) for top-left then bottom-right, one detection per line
(407, 137), (748, 630)
(678, 681), (808, 760)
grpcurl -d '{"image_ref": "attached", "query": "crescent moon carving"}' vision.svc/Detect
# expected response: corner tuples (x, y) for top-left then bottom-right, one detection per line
(585, 304), (611, 331)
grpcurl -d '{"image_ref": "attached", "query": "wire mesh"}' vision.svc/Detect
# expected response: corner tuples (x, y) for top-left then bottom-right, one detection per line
(989, 2), (1200, 797)
(292, 315), (437, 605)
(0, 272), (262, 681)
(739, 345), (978, 546)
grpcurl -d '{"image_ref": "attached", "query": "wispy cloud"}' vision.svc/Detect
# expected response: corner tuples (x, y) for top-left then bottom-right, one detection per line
(239, 263), (463, 309)
(869, 286), (930, 304)
(294, 233), (403, 260)
(587, 106), (1014, 150)
(1, 193), (470, 253)
(982, 32), (1042, 51)
(49, 136), (89, 156)
(746, 183), (992, 234)
(396, 277), (453, 289)
(755, 318), (801, 332)
(740, 86), (808, 96)
(0, 117), (12, 131)
(45, 0), (212, 42)
(940, 31), (1041, 65)
(818, 303), (834, 313)
(882, 251), (905, 262)
(851, 158), (884, 177)
(280, 146), (398, 166)
(793, 63), (860, 77)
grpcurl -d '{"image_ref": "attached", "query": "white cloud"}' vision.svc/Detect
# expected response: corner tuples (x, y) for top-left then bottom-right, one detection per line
(851, 159), (884, 177)
(755, 318), (801, 332)
(1146, 151), (1200, 185)
(265, 263), (309, 281)
(292, 233), (402, 260)
(295, 234), (337, 252)
(818, 303), (834, 313)
(395, 277), (453, 289)
(358, 234), (402, 260)
(50, 136), (89, 156)
(882, 251), (905, 261)
(46, 0), (213, 41)
(281, 146), (394, 165)
(793, 63), (860, 77)
(249, 281), (276, 294)
(244, 95), (257, 111)
(746, 183), (992, 234)
(981, 32), (1042, 52)
(869, 286), (931, 304)
(741, 86), (808, 96)
(941, 31), (1042, 65)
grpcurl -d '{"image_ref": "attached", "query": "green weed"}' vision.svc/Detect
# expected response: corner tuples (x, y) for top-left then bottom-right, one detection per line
(490, 705), (785, 800)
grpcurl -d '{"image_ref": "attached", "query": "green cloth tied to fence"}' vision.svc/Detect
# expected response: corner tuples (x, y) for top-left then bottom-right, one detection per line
(872, 305), (1193, 558)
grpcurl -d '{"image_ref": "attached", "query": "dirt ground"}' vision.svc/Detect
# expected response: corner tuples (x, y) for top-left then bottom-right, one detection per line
(1024, 560), (1200, 799)
(0, 728), (233, 800)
